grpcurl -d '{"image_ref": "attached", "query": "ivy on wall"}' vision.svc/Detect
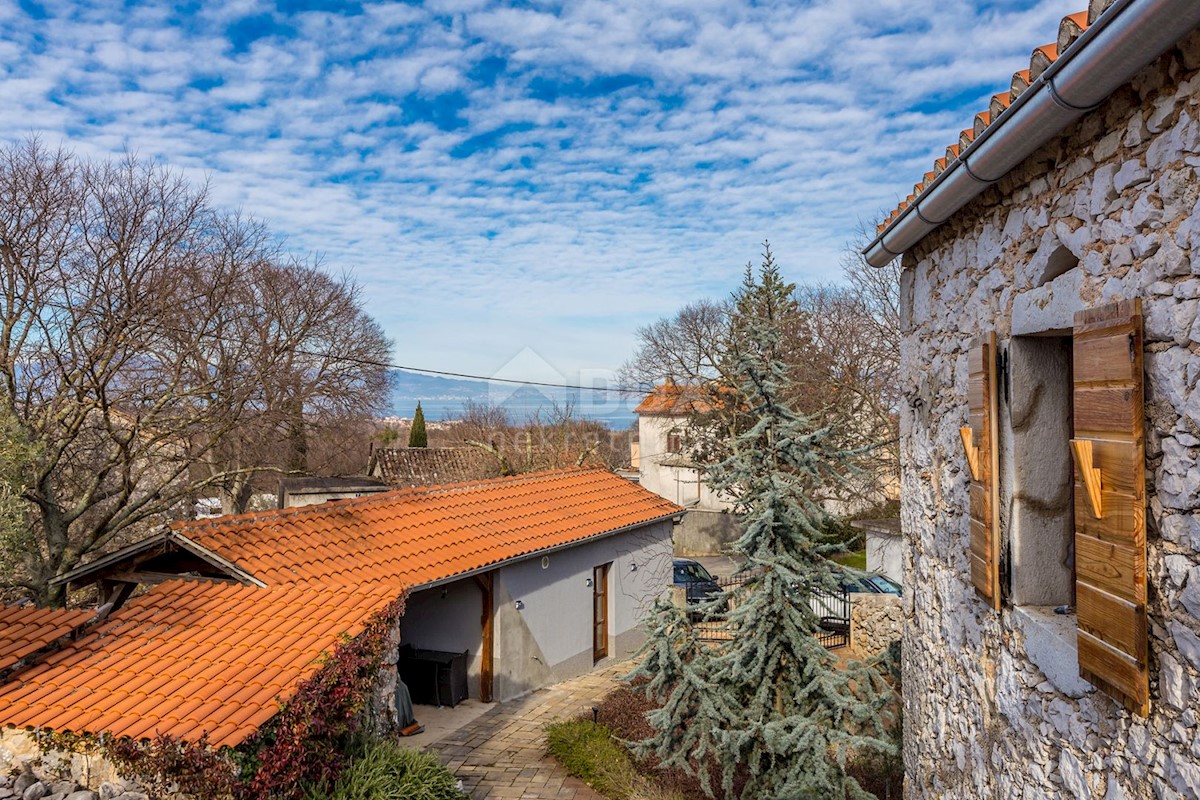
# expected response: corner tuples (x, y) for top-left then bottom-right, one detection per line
(38, 593), (408, 800)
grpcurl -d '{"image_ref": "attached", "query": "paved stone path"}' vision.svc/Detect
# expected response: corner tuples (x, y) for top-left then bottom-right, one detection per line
(428, 659), (633, 800)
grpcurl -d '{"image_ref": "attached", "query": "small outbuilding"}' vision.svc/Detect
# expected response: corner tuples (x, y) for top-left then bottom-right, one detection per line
(30, 467), (680, 737)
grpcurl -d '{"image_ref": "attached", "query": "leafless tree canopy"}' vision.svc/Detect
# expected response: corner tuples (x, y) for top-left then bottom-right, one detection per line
(618, 299), (730, 389)
(0, 139), (392, 604)
(619, 242), (901, 512)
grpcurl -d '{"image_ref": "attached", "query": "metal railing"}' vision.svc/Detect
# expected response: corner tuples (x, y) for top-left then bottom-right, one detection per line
(682, 573), (850, 650)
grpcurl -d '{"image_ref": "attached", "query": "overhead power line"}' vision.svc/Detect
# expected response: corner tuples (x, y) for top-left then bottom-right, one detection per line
(320, 351), (656, 396)
(29, 296), (662, 397)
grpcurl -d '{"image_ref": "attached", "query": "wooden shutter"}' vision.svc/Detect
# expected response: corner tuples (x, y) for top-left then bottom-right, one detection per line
(963, 332), (1001, 609)
(1072, 299), (1148, 716)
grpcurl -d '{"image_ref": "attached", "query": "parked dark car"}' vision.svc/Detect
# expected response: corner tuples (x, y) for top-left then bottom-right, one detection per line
(840, 572), (902, 596)
(673, 559), (723, 612)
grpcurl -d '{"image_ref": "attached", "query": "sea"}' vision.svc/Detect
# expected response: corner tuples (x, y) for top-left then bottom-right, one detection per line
(388, 371), (639, 430)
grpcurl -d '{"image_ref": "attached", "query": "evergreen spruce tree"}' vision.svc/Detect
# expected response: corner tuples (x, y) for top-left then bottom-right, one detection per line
(408, 402), (428, 448)
(634, 244), (895, 799)
(627, 597), (728, 796)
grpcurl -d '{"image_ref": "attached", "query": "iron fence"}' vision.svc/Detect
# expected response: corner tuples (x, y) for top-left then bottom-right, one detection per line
(683, 573), (850, 650)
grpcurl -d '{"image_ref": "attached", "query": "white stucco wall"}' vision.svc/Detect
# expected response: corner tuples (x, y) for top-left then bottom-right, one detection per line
(636, 415), (732, 510)
(866, 531), (904, 586)
(393, 519), (674, 705)
(492, 519), (674, 700)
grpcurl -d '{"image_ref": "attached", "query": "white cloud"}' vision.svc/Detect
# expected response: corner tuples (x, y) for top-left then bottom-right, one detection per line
(0, 0), (1075, 378)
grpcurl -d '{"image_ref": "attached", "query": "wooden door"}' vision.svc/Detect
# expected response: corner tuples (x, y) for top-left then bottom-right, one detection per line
(593, 563), (610, 662)
(475, 571), (494, 703)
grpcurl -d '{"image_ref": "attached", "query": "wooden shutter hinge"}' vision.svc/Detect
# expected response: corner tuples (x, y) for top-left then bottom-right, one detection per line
(1070, 438), (1103, 518)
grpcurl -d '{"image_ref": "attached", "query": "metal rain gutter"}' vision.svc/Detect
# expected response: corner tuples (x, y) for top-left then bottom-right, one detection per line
(863, 0), (1200, 267)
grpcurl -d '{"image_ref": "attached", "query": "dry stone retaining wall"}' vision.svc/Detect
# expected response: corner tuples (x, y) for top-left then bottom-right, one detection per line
(900, 31), (1200, 800)
(851, 594), (902, 658)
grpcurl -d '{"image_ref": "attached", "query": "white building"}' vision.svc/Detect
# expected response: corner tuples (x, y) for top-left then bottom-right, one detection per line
(634, 383), (738, 555)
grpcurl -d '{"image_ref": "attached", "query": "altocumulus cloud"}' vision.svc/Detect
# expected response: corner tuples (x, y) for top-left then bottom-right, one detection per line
(0, 0), (1067, 378)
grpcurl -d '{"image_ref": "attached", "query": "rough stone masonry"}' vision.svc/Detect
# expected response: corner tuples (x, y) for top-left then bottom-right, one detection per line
(899, 29), (1200, 800)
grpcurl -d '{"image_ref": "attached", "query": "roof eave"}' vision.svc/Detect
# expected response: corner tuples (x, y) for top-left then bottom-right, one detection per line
(408, 510), (683, 592)
(864, 0), (1200, 267)
(47, 529), (265, 590)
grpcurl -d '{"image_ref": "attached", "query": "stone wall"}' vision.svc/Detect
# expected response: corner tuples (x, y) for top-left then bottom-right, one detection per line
(0, 730), (141, 799)
(899, 31), (1200, 800)
(851, 594), (902, 657)
(672, 509), (741, 557)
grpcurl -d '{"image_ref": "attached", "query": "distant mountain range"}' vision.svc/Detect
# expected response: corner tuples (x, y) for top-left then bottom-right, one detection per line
(387, 370), (638, 429)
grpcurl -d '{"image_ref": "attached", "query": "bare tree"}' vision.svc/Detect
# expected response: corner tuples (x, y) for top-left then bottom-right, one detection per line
(0, 140), (249, 603)
(0, 139), (392, 603)
(198, 258), (393, 513)
(617, 299), (731, 390)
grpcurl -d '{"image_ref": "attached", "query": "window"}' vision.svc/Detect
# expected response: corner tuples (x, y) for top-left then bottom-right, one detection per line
(966, 300), (1149, 715)
(1005, 335), (1075, 607)
(666, 429), (683, 454)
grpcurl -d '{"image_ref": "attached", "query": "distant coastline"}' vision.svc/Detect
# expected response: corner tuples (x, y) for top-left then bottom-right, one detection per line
(388, 369), (638, 429)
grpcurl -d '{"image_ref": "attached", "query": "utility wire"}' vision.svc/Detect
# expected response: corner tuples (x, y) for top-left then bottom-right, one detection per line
(24, 296), (668, 397)
(302, 349), (657, 396)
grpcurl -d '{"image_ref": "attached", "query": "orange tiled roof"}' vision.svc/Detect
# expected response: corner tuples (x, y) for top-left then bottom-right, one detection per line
(176, 467), (682, 588)
(0, 581), (397, 746)
(634, 383), (728, 416)
(876, 10), (1092, 235)
(0, 606), (94, 672)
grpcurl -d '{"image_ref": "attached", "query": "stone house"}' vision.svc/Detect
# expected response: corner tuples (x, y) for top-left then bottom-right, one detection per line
(863, 1), (1200, 797)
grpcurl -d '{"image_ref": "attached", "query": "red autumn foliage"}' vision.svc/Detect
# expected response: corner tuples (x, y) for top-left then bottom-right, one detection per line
(54, 594), (408, 800)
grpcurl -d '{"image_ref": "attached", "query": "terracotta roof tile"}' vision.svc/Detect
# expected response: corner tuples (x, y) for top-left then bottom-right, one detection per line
(1059, 11), (1089, 52)
(1011, 68), (1032, 98)
(175, 467), (680, 590)
(876, 8), (1091, 236)
(0, 606), (94, 672)
(1030, 43), (1059, 81)
(0, 580), (397, 747)
(633, 382), (733, 415)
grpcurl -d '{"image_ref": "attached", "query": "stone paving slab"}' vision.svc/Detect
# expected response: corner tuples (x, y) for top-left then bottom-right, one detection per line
(427, 659), (633, 800)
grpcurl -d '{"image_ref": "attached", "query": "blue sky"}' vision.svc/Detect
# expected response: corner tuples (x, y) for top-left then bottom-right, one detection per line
(1, 0), (1072, 383)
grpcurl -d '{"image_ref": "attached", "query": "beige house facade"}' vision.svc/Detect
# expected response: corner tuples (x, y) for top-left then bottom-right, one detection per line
(634, 384), (739, 556)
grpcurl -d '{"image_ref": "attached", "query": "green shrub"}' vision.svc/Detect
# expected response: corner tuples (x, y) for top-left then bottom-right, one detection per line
(545, 718), (683, 800)
(305, 740), (463, 800)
